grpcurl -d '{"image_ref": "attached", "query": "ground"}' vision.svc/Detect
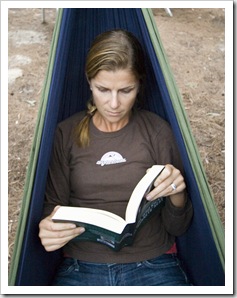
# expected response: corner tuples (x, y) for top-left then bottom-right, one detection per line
(8, 8), (225, 269)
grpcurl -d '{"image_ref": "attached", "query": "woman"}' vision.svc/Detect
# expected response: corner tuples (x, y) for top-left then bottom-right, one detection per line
(39, 29), (193, 286)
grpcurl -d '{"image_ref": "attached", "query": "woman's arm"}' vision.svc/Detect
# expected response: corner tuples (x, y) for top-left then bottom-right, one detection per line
(146, 164), (193, 236)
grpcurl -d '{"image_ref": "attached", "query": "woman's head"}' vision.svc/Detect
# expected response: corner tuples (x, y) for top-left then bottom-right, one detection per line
(85, 29), (146, 88)
(76, 29), (146, 147)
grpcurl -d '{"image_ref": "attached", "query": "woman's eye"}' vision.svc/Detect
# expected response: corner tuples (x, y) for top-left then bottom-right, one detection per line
(121, 89), (132, 94)
(96, 87), (133, 94)
(96, 87), (108, 93)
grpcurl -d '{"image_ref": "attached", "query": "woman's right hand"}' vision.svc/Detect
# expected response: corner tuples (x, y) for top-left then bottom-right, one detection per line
(39, 205), (85, 252)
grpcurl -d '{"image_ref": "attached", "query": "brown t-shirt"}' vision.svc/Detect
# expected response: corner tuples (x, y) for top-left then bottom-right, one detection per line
(43, 109), (193, 263)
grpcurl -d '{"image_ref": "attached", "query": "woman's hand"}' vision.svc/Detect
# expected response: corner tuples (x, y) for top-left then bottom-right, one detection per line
(39, 206), (85, 252)
(146, 164), (187, 208)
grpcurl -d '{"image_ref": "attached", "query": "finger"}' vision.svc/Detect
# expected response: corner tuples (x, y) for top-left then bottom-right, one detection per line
(40, 226), (85, 250)
(39, 217), (84, 240)
(147, 172), (185, 200)
(42, 235), (74, 252)
(169, 179), (186, 194)
(169, 174), (186, 192)
(42, 224), (84, 239)
(47, 206), (77, 231)
(154, 164), (180, 187)
(49, 221), (77, 231)
(149, 176), (186, 199)
(153, 166), (172, 187)
(43, 226), (85, 242)
(50, 205), (62, 218)
(39, 215), (77, 232)
(150, 175), (177, 198)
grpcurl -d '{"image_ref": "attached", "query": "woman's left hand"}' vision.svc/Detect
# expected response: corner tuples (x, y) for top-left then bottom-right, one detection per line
(146, 164), (187, 208)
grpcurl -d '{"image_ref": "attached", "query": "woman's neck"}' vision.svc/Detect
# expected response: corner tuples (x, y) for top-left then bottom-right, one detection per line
(92, 111), (131, 132)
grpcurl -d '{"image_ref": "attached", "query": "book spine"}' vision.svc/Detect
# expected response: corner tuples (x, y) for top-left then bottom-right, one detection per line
(135, 197), (165, 232)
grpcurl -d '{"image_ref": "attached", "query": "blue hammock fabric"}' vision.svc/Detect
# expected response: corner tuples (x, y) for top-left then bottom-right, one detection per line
(14, 9), (224, 286)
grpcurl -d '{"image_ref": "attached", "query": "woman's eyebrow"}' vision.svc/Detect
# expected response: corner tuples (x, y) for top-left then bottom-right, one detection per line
(94, 84), (137, 90)
(95, 84), (109, 89)
(120, 85), (136, 90)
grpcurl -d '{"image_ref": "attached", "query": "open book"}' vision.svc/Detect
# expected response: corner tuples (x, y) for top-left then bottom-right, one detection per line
(52, 165), (165, 251)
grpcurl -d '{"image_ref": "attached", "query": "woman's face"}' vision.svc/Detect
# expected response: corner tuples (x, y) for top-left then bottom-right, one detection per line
(90, 69), (140, 132)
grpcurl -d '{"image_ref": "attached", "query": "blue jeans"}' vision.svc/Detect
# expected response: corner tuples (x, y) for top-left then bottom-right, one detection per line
(52, 254), (192, 286)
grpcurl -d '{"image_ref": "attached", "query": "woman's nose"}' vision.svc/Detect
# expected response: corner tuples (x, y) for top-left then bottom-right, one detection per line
(109, 92), (120, 109)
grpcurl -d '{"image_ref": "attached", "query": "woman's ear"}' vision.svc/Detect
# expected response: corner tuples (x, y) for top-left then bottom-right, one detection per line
(86, 74), (91, 87)
(88, 79), (93, 91)
(88, 81), (92, 91)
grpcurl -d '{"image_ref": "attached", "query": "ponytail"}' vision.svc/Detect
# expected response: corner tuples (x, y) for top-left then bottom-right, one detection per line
(74, 99), (97, 147)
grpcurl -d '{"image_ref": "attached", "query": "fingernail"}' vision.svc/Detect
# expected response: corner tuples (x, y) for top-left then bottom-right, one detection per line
(146, 194), (151, 201)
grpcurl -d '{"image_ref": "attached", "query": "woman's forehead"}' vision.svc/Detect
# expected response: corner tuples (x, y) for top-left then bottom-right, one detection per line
(91, 69), (139, 87)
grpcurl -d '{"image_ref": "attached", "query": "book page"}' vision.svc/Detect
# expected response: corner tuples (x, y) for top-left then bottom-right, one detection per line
(125, 165), (164, 223)
(52, 206), (127, 234)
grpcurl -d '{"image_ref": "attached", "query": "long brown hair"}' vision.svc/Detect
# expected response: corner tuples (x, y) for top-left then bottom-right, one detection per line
(75, 29), (146, 147)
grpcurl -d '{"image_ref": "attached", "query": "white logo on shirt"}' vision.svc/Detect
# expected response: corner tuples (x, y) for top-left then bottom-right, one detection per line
(96, 151), (126, 166)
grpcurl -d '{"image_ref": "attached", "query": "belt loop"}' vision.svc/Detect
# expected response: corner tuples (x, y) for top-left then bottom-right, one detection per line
(136, 261), (142, 268)
(74, 258), (80, 271)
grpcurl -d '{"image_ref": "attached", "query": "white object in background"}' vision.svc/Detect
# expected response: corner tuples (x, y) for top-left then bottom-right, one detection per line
(164, 8), (173, 17)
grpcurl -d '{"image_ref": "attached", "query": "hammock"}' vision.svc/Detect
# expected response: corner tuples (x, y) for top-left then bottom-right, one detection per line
(9, 8), (225, 286)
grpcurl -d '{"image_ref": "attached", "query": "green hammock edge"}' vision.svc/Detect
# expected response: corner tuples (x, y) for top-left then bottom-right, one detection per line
(141, 8), (224, 269)
(8, 9), (63, 286)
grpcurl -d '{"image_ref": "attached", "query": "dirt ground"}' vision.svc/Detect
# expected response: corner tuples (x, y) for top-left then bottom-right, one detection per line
(8, 8), (225, 269)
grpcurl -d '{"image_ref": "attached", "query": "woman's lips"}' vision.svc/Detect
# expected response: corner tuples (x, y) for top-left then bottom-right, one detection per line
(107, 111), (121, 117)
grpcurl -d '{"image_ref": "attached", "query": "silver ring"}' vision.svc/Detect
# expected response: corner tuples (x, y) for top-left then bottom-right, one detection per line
(171, 183), (177, 191)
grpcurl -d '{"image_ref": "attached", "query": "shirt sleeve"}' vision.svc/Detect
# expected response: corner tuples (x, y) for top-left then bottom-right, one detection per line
(162, 195), (193, 236)
(42, 126), (71, 218)
(153, 119), (193, 236)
